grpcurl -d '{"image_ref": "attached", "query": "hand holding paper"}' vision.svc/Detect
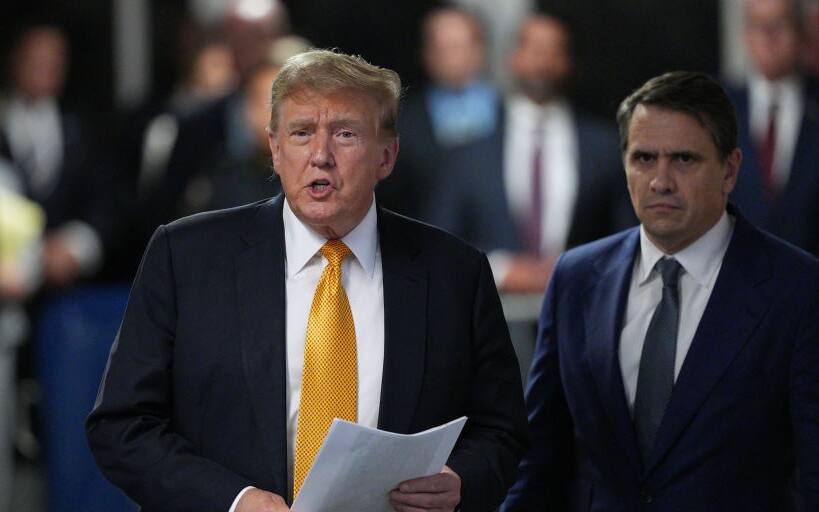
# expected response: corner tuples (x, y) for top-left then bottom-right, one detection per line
(291, 416), (467, 512)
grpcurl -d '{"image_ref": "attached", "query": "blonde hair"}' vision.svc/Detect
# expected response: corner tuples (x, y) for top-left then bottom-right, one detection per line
(268, 49), (401, 137)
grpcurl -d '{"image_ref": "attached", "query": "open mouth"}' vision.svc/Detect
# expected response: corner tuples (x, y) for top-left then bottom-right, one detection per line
(310, 179), (330, 192)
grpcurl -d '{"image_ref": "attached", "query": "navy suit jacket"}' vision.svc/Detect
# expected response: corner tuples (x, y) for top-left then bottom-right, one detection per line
(87, 195), (528, 512)
(429, 108), (636, 254)
(727, 81), (819, 256)
(503, 209), (819, 511)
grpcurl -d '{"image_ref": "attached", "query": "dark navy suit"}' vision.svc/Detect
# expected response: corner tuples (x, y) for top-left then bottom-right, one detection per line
(87, 195), (528, 512)
(727, 81), (819, 256)
(502, 208), (819, 511)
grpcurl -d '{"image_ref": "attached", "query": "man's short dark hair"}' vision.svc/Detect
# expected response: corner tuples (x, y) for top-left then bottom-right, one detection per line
(616, 71), (738, 161)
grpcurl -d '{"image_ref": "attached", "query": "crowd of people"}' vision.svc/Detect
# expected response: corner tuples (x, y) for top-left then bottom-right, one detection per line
(0, 0), (818, 510)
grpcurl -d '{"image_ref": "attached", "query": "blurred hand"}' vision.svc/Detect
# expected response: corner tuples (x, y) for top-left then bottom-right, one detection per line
(0, 262), (26, 300)
(500, 254), (555, 293)
(43, 235), (80, 288)
(235, 489), (289, 512)
(389, 465), (461, 512)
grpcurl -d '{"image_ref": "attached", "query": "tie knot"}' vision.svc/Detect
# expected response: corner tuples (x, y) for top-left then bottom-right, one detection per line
(320, 239), (352, 267)
(656, 257), (682, 288)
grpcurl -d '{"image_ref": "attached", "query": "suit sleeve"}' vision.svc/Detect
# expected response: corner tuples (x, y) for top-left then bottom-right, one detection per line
(446, 253), (529, 511)
(502, 256), (574, 511)
(790, 274), (819, 507)
(86, 226), (252, 511)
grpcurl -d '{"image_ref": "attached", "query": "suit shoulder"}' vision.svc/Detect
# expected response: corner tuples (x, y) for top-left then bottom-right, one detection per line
(162, 198), (273, 249)
(759, 228), (819, 283)
(380, 208), (486, 261)
(559, 228), (637, 273)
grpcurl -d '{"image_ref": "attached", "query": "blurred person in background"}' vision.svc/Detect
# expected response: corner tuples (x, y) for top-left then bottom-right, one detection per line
(377, 5), (500, 219)
(174, 35), (312, 214)
(135, 1), (291, 245)
(430, 12), (635, 293)
(0, 25), (111, 290)
(726, 0), (819, 255)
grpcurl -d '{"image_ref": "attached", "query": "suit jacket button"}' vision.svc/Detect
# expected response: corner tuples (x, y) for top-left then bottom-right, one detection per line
(640, 490), (653, 504)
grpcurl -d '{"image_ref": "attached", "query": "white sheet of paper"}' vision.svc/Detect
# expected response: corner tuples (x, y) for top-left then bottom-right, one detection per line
(291, 416), (467, 512)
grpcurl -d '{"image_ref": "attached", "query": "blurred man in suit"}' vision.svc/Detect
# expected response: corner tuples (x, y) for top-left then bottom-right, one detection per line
(430, 12), (634, 293)
(727, 0), (819, 255)
(503, 71), (819, 510)
(377, 6), (500, 219)
(87, 49), (527, 512)
(0, 25), (110, 288)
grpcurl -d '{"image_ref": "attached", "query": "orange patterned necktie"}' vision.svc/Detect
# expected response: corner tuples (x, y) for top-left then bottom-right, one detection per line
(293, 239), (358, 496)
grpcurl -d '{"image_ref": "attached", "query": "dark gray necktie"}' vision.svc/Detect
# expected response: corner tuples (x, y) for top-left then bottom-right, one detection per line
(633, 257), (682, 465)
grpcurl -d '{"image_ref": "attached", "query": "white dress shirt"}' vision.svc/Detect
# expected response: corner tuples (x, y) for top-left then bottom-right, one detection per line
(230, 197), (385, 510)
(619, 212), (734, 412)
(748, 73), (803, 190)
(490, 95), (579, 283)
(2, 96), (63, 198)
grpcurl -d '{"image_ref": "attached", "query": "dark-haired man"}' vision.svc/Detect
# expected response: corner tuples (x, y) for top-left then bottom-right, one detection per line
(503, 71), (819, 510)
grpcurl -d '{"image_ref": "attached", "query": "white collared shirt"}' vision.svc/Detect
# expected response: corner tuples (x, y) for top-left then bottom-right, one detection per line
(504, 95), (579, 254)
(619, 212), (734, 412)
(229, 198), (385, 510)
(2, 95), (63, 198)
(748, 73), (803, 190)
(490, 95), (578, 284)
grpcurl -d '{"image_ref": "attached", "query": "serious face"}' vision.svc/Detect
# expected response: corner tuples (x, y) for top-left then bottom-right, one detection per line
(624, 105), (740, 254)
(269, 88), (398, 239)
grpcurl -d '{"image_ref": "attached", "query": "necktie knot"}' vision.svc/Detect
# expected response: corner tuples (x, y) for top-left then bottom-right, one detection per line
(656, 257), (682, 289)
(320, 239), (351, 268)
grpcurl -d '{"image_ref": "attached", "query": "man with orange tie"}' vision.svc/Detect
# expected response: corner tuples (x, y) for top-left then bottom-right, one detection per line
(86, 50), (527, 512)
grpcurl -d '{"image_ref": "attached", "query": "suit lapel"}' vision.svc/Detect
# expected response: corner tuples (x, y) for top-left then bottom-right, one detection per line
(583, 229), (642, 472)
(647, 213), (771, 473)
(376, 208), (428, 434)
(236, 196), (289, 483)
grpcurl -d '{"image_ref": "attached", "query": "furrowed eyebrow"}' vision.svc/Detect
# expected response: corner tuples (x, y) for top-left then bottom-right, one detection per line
(630, 149), (657, 159)
(668, 150), (701, 160)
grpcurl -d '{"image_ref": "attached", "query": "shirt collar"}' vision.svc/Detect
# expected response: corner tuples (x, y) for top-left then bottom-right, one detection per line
(637, 210), (734, 287)
(507, 94), (571, 126)
(283, 196), (379, 278)
(749, 72), (802, 109)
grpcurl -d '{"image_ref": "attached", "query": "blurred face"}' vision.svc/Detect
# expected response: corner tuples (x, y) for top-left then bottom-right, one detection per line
(744, 0), (802, 80)
(624, 105), (740, 254)
(269, 88), (398, 238)
(423, 10), (484, 89)
(510, 16), (572, 103)
(12, 28), (67, 101)
(191, 43), (238, 99)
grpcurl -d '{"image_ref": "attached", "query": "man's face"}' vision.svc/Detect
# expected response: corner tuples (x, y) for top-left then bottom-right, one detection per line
(423, 11), (484, 89)
(744, 0), (801, 80)
(624, 105), (740, 254)
(269, 88), (398, 238)
(510, 16), (572, 103)
(13, 28), (67, 101)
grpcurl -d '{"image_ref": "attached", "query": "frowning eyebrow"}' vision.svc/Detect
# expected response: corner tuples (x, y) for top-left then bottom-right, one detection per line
(628, 148), (703, 160)
(283, 116), (368, 131)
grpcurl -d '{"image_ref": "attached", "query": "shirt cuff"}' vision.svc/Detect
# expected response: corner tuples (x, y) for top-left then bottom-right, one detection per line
(54, 220), (103, 276)
(228, 486), (256, 512)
